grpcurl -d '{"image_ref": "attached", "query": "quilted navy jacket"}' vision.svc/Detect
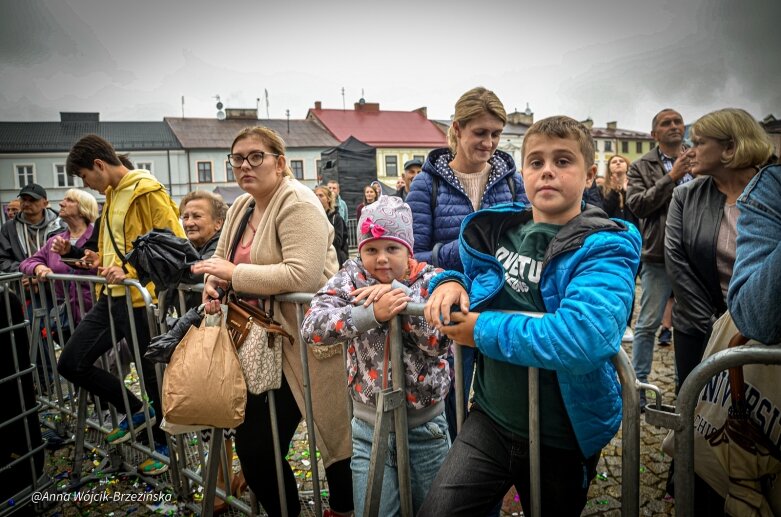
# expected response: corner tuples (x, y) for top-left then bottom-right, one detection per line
(430, 203), (641, 457)
(407, 148), (527, 272)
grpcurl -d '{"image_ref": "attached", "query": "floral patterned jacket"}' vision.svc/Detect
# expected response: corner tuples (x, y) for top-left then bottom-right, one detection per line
(301, 258), (450, 413)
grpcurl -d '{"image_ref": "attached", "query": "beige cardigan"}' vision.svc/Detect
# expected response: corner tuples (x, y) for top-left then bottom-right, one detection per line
(212, 178), (351, 467)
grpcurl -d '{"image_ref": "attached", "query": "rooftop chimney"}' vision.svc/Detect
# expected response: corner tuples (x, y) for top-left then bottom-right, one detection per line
(314, 101), (322, 110)
(354, 101), (380, 112)
(606, 121), (617, 130)
(225, 108), (258, 120)
(60, 112), (99, 122)
(414, 107), (428, 118)
(581, 117), (594, 129)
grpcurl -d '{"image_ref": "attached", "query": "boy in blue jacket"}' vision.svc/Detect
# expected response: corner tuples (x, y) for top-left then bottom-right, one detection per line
(418, 116), (641, 516)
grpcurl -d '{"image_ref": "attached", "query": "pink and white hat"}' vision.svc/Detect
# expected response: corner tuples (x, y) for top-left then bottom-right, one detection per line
(357, 195), (414, 255)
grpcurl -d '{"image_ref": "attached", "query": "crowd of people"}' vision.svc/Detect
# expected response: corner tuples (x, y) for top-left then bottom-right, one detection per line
(1, 85), (779, 516)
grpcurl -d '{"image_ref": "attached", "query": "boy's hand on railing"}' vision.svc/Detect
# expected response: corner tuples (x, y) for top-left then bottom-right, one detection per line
(372, 288), (412, 322)
(424, 281), (470, 329)
(352, 284), (393, 307)
(438, 311), (478, 347)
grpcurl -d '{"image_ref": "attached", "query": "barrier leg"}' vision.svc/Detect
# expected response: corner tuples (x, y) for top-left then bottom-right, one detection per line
(364, 388), (404, 517)
(201, 429), (223, 516)
(268, 390), (288, 517)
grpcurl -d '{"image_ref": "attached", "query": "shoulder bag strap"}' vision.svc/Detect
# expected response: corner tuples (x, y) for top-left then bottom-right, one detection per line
(227, 201), (255, 263)
(104, 212), (128, 273)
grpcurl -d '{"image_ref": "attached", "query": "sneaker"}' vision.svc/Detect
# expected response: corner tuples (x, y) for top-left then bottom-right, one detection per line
(657, 327), (672, 347)
(622, 327), (634, 343)
(139, 443), (169, 476)
(106, 406), (156, 445)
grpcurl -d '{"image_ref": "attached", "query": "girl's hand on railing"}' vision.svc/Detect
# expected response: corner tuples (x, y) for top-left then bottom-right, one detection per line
(424, 281), (470, 329)
(352, 284), (393, 307)
(372, 288), (412, 322)
(438, 311), (478, 347)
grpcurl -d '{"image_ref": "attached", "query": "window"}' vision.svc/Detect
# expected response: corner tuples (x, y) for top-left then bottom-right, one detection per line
(290, 160), (304, 180)
(197, 161), (213, 183)
(636, 141), (643, 153)
(413, 154), (425, 163)
(136, 162), (153, 172)
(621, 141), (629, 153)
(385, 155), (398, 177)
(604, 141), (613, 152)
(225, 161), (234, 182)
(16, 165), (35, 187)
(55, 164), (77, 187)
(316, 159), (322, 175)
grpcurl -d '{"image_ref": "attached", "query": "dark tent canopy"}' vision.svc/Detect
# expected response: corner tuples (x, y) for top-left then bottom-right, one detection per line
(212, 186), (246, 205)
(319, 136), (377, 219)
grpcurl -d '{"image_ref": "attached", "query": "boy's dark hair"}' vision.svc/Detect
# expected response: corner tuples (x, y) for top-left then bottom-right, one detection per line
(66, 134), (121, 176)
(522, 116), (595, 169)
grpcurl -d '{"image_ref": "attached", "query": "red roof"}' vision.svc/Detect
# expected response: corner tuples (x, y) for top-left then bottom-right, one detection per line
(307, 108), (446, 148)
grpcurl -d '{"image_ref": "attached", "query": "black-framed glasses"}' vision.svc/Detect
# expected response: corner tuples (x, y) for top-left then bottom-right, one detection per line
(227, 151), (279, 168)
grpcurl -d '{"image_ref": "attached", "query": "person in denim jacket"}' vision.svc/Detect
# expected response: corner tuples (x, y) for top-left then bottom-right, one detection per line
(728, 163), (781, 344)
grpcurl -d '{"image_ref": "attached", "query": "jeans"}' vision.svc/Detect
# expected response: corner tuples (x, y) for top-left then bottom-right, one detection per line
(351, 412), (450, 517)
(418, 407), (599, 517)
(444, 346), (476, 442)
(57, 295), (165, 444)
(631, 262), (672, 397)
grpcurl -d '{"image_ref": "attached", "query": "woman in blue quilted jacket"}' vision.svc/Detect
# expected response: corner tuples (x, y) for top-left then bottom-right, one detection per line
(407, 86), (527, 442)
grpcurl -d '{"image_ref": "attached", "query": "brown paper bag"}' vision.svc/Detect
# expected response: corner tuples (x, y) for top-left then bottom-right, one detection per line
(162, 318), (246, 428)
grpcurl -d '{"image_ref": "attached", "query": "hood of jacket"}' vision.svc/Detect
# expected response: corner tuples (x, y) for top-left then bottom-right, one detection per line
(460, 202), (627, 309)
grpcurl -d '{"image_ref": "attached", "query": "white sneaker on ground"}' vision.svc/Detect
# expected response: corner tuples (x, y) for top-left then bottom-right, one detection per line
(622, 327), (634, 343)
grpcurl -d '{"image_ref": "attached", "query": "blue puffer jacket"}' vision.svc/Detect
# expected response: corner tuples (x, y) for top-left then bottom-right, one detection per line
(407, 148), (527, 272)
(430, 203), (641, 457)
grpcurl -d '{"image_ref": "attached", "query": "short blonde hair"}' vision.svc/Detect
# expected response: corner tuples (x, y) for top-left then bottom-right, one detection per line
(448, 87), (508, 154)
(313, 185), (336, 212)
(231, 126), (293, 178)
(179, 190), (228, 222)
(64, 188), (98, 223)
(691, 108), (774, 169)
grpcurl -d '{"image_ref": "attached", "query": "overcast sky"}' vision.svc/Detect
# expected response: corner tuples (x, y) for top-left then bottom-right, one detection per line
(1, 0), (779, 132)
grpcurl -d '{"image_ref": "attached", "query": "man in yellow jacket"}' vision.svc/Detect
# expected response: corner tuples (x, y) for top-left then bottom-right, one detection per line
(57, 134), (184, 476)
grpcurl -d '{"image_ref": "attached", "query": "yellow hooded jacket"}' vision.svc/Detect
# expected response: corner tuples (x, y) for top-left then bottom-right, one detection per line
(98, 170), (184, 307)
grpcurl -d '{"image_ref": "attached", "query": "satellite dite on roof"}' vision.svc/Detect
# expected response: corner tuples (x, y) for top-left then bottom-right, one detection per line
(215, 94), (225, 120)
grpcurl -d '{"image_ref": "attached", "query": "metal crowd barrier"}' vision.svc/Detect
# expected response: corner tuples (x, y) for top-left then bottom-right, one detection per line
(644, 342), (781, 517)
(14, 272), (185, 510)
(19, 273), (645, 516)
(0, 272), (51, 515)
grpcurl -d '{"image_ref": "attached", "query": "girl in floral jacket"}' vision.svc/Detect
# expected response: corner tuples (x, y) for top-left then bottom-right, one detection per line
(301, 195), (451, 517)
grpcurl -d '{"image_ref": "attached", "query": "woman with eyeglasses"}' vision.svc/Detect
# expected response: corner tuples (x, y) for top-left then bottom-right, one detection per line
(192, 126), (353, 517)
